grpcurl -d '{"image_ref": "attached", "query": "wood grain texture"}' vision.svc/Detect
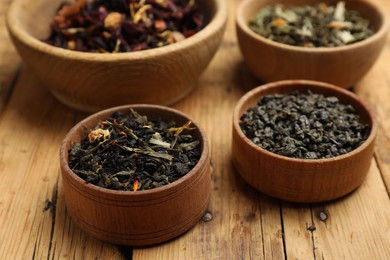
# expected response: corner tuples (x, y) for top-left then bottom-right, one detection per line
(232, 80), (376, 203)
(282, 160), (390, 260)
(59, 105), (212, 246)
(6, 0), (227, 112)
(0, 0), (20, 112)
(310, 161), (390, 259)
(236, 0), (389, 88)
(0, 0), (389, 259)
(355, 43), (390, 194)
(0, 69), (126, 259)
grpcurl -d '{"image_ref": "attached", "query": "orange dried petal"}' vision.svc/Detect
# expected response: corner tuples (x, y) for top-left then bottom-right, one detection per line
(327, 21), (345, 29)
(133, 180), (139, 191)
(319, 3), (328, 12)
(154, 19), (167, 31)
(271, 18), (287, 27)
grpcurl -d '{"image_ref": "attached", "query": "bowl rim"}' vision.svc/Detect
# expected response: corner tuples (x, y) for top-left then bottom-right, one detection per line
(7, 0), (228, 61)
(59, 104), (209, 196)
(233, 79), (377, 164)
(236, 0), (390, 53)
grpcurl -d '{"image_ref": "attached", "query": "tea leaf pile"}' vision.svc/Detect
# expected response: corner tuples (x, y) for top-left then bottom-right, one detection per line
(249, 1), (374, 47)
(69, 109), (201, 191)
(240, 91), (370, 159)
(44, 0), (204, 52)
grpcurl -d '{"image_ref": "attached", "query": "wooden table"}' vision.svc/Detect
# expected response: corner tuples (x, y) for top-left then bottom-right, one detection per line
(1, 0), (389, 259)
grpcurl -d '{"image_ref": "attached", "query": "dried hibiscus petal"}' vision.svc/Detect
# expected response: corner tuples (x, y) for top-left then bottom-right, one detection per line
(43, 0), (205, 53)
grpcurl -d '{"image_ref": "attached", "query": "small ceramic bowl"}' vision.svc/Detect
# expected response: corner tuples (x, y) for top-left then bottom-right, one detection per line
(236, 0), (389, 88)
(7, 0), (227, 112)
(232, 80), (376, 203)
(60, 104), (211, 246)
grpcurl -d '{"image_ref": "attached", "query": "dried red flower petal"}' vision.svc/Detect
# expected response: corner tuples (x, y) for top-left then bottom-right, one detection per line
(43, 0), (205, 53)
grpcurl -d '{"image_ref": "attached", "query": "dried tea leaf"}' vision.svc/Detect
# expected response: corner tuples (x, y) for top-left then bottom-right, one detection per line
(130, 108), (148, 125)
(69, 142), (81, 158)
(249, 1), (374, 47)
(133, 4), (152, 24)
(169, 121), (194, 136)
(275, 5), (298, 23)
(149, 132), (171, 148)
(120, 146), (174, 161)
(112, 170), (135, 177)
(68, 109), (200, 191)
(333, 1), (345, 21)
(180, 140), (200, 151)
(336, 30), (354, 43)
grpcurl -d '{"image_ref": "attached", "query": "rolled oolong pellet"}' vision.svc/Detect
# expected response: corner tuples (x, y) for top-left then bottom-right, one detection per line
(239, 91), (370, 159)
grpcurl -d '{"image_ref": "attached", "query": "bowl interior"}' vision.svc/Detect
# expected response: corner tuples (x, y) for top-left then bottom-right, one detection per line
(234, 80), (375, 159)
(238, 0), (386, 46)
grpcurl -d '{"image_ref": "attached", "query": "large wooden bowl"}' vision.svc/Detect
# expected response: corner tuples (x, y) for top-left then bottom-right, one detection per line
(236, 0), (389, 88)
(60, 104), (211, 246)
(232, 80), (376, 203)
(7, 0), (227, 112)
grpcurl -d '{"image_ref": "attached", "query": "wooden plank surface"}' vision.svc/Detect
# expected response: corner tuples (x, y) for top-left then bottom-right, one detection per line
(0, 0), (389, 259)
(356, 51), (390, 194)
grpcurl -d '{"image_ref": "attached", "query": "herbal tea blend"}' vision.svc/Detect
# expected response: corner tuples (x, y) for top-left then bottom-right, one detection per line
(44, 0), (205, 53)
(249, 1), (374, 47)
(68, 109), (201, 191)
(239, 91), (370, 159)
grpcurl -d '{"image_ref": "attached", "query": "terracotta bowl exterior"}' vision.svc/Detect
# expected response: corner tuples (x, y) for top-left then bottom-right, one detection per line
(7, 0), (227, 112)
(236, 0), (389, 88)
(60, 105), (211, 246)
(232, 80), (376, 203)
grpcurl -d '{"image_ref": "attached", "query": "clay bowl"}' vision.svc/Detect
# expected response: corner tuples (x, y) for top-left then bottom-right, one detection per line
(59, 104), (211, 246)
(236, 0), (389, 88)
(232, 80), (376, 203)
(6, 0), (227, 112)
